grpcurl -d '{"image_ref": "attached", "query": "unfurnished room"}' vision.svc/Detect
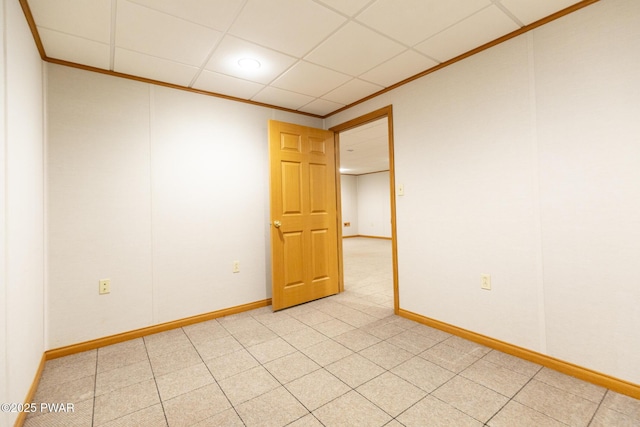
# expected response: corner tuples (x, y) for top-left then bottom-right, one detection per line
(1, 0), (639, 426)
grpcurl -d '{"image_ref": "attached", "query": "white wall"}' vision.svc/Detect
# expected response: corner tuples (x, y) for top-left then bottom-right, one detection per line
(18, 0), (640, 399)
(327, 0), (640, 385)
(341, 172), (391, 238)
(357, 171), (391, 238)
(0, 2), (7, 422)
(46, 64), (322, 348)
(1, 1), (45, 426)
(340, 175), (358, 236)
(533, 0), (640, 381)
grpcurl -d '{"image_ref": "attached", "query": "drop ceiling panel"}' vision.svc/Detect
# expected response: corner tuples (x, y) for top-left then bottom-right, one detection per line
(204, 36), (297, 84)
(228, 0), (346, 57)
(341, 148), (389, 174)
(500, 0), (583, 25)
(116, 0), (222, 66)
(322, 79), (383, 105)
(356, 0), (492, 46)
(127, 0), (245, 30)
(38, 28), (110, 69)
(28, 0), (111, 43)
(415, 6), (520, 63)
(360, 49), (439, 87)
(344, 118), (388, 141)
(193, 70), (265, 99)
(24, 0), (594, 118)
(305, 22), (406, 76)
(340, 117), (389, 175)
(298, 99), (344, 116)
(251, 86), (315, 111)
(315, 0), (373, 17)
(114, 48), (200, 86)
(272, 61), (351, 98)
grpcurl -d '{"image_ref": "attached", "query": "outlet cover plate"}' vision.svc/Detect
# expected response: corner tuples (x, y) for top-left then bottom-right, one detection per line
(481, 274), (491, 290)
(99, 279), (110, 294)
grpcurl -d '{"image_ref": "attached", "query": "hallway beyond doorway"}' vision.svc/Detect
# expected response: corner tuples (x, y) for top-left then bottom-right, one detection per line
(342, 237), (393, 310)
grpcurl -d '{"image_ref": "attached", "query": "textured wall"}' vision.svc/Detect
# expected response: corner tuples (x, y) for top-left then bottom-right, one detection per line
(327, 0), (640, 384)
(46, 64), (322, 348)
(357, 171), (391, 238)
(1, 1), (45, 426)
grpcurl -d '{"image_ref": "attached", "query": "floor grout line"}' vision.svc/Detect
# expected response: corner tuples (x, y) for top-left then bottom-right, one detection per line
(90, 350), (98, 427)
(23, 239), (640, 427)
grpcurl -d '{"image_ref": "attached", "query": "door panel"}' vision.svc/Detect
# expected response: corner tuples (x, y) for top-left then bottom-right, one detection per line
(269, 120), (339, 311)
(311, 229), (329, 280)
(309, 163), (327, 212)
(281, 162), (302, 214)
(282, 231), (304, 287)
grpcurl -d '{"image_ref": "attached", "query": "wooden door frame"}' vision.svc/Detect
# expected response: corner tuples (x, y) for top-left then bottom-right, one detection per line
(329, 105), (399, 314)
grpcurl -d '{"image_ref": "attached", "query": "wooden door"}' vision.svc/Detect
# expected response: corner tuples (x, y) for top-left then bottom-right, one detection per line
(269, 120), (340, 311)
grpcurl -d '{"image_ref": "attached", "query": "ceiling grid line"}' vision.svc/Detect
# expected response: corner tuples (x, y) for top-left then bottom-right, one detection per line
(108, 0), (117, 71)
(490, 0), (525, 27)
(187, 0), (250, 88)
(23, 0), (597, 117)
(251, 7), (355, 109)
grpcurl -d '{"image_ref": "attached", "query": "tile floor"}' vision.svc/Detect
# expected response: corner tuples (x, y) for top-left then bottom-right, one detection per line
(25, 238), (640, 426)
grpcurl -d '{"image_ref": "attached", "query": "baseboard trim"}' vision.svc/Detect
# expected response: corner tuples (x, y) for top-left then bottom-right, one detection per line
(398, 308), (640, 400)
(13, 353), (46, 427)
(45, 298), (272, 360)
(343, 235), (392, 240)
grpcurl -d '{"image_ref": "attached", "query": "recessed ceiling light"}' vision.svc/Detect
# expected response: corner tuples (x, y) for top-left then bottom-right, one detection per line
(237, 58), (261, 70)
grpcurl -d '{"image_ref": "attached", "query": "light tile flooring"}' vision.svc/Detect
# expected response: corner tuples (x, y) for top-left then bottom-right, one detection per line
(25, 238), (640, 426)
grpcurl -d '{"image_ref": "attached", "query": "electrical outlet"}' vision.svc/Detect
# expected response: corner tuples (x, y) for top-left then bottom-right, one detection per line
(233, 261), (240, 273)
(481, 274), (491, 290)
(99, 279), (110, 295)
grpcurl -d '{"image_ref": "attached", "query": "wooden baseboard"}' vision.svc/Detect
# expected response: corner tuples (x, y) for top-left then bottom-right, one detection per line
(13, 353), (46, 427)
(46, 298), (272, 360)
(13, 298), (270, 426)
(398, 308), (640, 400)
(343, 234), (392, 240)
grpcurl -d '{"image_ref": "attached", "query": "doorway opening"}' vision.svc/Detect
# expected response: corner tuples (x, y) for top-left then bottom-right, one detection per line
(330, 106), (399, 314)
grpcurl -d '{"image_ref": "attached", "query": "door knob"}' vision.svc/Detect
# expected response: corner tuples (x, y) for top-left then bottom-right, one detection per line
(273, 220), (282, 228)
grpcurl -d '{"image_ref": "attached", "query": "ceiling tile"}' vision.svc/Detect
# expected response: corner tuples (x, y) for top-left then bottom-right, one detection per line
(322, 79), (383, 105)
(25, 0), (594, 118)
(228, 0), (346, 57)
(37, 27), (110, 69)
(204, 36), (297, 85)
(28, 0), (112, 43)
(193, 70), (265, 99)
(342, 118), (388, 143)
(272, 61), (351, 98)
(360, 49), (439, 87)
(114, 48), (200, 86)
(305, 22), (405, 76)
(298, 99), (345, 116)
(415, 6), (519, 63)
(251, 86), (315, 111)
(314, 0), (372, 17)
(116, 0), (222, 66)
(500, 0), (583, 25)
(356, 0), (491, 46)
(340, 118), (390, 174)
(127, 0), (245, 30)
